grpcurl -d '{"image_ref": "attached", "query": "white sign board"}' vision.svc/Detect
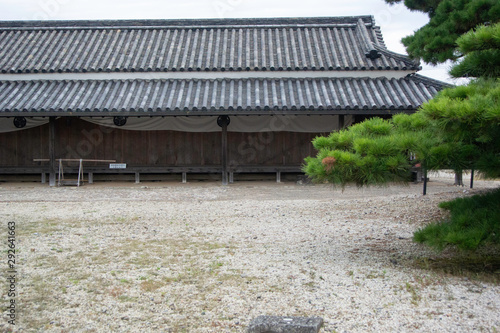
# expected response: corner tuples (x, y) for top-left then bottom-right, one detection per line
(109, 163), (127, 169)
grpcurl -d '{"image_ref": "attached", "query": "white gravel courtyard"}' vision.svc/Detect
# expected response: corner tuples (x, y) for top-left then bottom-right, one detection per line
(1, 177), (499, 332)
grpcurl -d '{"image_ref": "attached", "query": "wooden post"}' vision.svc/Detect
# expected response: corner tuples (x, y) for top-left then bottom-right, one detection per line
(48, 117), (56, 187)
(217, 116), (230, 186)
(221, 122), (228, 185)
(454, 170), (463, 186)
(338, 114), (345, 130)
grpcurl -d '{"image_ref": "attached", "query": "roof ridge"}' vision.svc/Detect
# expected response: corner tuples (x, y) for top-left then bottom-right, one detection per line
(356, 18), (380, 60)
(409, 73), (452, 88)
(0, 16), (374, 29)
(373, 45), (420, 68)
(0, 76), (430, 83)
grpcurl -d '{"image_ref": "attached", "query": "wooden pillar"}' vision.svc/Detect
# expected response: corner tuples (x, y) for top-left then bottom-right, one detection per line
(338, 114), (345, 130)
(221, 122), (228, 185)
(217, 116), (230, 186)
(48, 117), (56, 187)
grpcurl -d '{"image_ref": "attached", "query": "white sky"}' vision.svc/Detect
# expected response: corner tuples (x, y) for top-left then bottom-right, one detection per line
(0, 0), (457, 83)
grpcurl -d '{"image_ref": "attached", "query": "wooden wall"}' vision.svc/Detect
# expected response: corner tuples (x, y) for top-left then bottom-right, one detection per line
(0, 122), (49, 167)
(0, 117), (322, 168)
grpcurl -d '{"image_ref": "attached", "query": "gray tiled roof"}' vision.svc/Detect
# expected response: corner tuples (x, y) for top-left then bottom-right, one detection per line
(0, 75), (444, 116)
(0, 16), (419, 74)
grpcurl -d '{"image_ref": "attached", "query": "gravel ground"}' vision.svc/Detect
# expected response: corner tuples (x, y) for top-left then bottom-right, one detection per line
(0, 177), (499, 332)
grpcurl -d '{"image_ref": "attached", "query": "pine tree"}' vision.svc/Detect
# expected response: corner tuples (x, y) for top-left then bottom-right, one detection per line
(449, 23), (500, 78)
(303, 14), (500, 251)
(386, 0), (500, 64)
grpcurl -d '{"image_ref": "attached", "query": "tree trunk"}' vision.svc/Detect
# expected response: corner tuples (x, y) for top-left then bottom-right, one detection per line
(454, 170), (463, 186)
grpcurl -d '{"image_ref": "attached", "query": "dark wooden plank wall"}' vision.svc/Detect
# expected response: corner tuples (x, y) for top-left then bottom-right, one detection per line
(0, 117), (322, 168)
(0, 123), (49, 166)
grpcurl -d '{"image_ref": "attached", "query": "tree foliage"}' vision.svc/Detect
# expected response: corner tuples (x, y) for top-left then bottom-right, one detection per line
(304, 7), (500, 251)
(421, 78), (500, 177)
(303, 115), (437, 188)
(386, 0), (500, 64)
(450, 22), (500, 78)
(304, 77), (500, 187)
(385, 0), (443, 15)
(414, 188), (500, 250)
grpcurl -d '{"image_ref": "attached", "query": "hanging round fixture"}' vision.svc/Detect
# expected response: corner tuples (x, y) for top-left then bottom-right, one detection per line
(13, 116), (27, 128)
(217, 115), (230, 127)
(113, 116), (127, 126)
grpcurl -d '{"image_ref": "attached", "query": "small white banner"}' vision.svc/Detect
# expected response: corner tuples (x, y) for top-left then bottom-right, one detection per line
(109, 163), (127, 169)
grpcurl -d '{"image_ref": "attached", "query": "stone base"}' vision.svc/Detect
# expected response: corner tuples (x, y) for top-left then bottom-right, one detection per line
(247, 316), (323, 333)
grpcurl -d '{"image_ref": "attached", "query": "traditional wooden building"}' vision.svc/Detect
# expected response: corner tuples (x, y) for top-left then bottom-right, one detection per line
(0, 16), (447, 184)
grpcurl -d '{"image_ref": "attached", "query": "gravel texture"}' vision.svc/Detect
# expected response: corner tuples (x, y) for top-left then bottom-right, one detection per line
(0, 177), (499, 332)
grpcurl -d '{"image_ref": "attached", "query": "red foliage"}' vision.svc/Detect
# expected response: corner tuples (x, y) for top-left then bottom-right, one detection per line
(322, 156), (337, 172)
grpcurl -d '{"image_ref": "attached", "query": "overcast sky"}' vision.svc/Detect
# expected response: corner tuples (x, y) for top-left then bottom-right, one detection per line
(0, 0), (456, 83)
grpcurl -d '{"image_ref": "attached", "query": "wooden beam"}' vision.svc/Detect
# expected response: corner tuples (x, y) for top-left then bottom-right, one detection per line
(48, 116), (56, 187)
(34, 159), (116, 162)
(6, 109), (415, 118)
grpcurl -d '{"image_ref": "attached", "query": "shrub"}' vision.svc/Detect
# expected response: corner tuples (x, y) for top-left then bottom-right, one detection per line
(414, 189), (500, 251)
